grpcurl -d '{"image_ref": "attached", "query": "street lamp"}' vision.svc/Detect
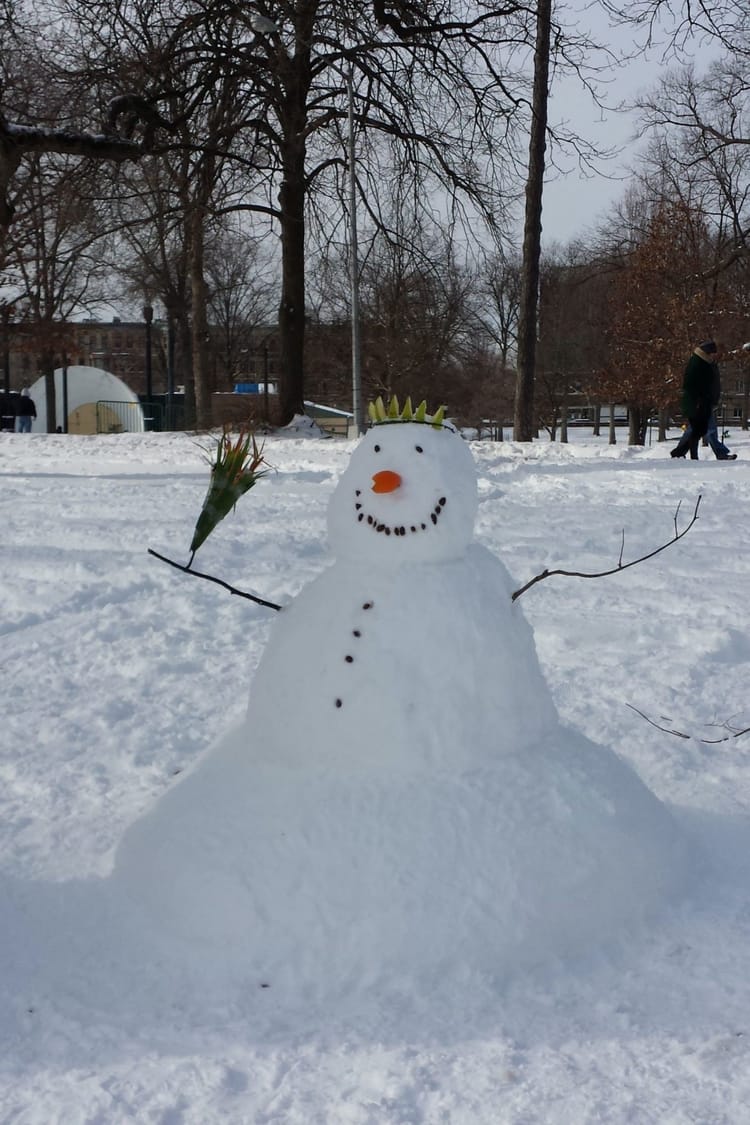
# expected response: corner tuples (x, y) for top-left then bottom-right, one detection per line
(142, 303), (153, 400)
(166, 316), (176, 425)
(346, 64), (364, 436)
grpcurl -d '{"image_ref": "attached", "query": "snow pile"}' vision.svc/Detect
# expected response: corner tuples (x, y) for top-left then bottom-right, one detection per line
(4, 427), (750, 1121)
(280, 412), (332, 438)
(114, 421), (690, 991)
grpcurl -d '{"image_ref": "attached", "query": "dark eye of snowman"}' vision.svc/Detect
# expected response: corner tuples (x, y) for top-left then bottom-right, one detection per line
(374, 444), (380, 452)
(415, 445), (423, 453)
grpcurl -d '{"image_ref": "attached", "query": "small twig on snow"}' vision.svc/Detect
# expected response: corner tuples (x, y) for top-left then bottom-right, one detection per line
(511, 495), (702, 602)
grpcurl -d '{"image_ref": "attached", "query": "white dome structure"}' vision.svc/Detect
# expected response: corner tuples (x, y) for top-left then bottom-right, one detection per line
(29, 366), (145, 434)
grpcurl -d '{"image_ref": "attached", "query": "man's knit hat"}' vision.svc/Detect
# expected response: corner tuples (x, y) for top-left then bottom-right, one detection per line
(699, 340), (717, 353)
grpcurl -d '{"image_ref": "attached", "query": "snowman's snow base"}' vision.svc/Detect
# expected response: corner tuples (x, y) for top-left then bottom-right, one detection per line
(115, 715), (689, 990)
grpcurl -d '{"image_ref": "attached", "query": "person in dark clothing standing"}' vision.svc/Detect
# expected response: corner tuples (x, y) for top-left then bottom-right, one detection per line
(671, 341), (719, 460)
(15, 387), (36, 433)
(674, 357), (737, 460)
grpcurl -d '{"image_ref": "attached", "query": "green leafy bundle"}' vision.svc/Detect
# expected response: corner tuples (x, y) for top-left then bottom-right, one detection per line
(189, 429), (268, 561)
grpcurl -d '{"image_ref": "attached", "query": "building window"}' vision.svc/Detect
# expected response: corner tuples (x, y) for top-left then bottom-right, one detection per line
(733, 406), (743, 419)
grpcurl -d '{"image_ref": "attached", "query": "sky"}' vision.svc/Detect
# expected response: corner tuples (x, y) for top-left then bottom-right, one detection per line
(540, 4), (715, 246)
(2, 421), (750, 1122)
(542, 71), (645, 246)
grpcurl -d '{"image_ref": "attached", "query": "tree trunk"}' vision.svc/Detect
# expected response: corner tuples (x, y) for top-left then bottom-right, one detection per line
(276, 69), (309, 429)
(593, 402), (601, 436)
(278, 161), (306, 425)
(628, 405), (648, 445)
(608, 404), (616, 445)
(176, 316), (194, 428)
(189, 210), (211, 429)
(513, 0), (551, 442)
(42, 350), (56, 432)
(658, 408), (668, 442)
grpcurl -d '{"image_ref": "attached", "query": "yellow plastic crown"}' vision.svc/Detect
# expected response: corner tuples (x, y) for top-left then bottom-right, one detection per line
(367, 395), (447, 428)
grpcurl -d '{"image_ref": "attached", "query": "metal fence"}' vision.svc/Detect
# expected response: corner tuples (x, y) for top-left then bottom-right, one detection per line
(96, 398), (186, 433)
(96, 400), (145, 433)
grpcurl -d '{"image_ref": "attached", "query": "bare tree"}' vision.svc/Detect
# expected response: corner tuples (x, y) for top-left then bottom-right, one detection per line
(534, 243), (614, 439)
(602, 0), (750, 59)
(0, 3), (171, 242)
(4, 0), (663, 436)
(205, 228), (276, 389)
(477, 249), (521, 435)
(636, 61), (750, 276)
(596, 197), (721, 443)
(3, 148), (116, 428)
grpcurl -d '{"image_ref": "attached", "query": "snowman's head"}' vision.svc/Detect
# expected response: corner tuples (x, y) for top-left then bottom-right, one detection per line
(327, 419), (478, 564)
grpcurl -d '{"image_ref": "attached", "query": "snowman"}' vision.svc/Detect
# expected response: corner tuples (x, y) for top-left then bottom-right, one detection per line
(115, 399), (689, 989)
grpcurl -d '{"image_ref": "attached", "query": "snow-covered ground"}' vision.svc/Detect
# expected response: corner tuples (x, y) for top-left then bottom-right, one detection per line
(2, 424), (750, 1123)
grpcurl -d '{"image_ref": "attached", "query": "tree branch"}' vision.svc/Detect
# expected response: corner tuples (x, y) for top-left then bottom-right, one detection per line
(0, 95), (174, 232)
(511, 495), (702, 601)
(626, 703), (750, 745)
(2, 120), (142, 161)
(148, 548), (282, 611)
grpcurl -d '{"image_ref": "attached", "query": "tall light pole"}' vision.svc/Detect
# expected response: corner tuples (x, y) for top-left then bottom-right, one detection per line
(346, 64), (364, 436)
(166, 316), (175, 427)
(143, 302), (153, 401)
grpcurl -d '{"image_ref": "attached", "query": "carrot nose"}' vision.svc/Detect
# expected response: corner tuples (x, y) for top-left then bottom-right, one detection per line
(372, 469), (402, 494)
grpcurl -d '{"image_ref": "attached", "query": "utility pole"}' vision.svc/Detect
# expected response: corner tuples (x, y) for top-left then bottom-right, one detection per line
(143, 303), (154, 400)
(347, 64), (364, 435)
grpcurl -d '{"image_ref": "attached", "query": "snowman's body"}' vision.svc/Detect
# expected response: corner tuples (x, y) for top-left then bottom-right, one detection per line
(115, 421), (690, 987)
(255, 420), (556, 770)
(249, 543), (556, 773)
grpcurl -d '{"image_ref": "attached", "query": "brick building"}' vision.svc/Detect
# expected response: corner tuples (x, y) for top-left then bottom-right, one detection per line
(2, 317), (167, 396)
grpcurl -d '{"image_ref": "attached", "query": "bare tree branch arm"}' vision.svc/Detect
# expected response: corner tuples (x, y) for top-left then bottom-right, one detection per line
(148, 548), (282, 611)
(511, 495), (702, 602)
(626, 703), (750, 744)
